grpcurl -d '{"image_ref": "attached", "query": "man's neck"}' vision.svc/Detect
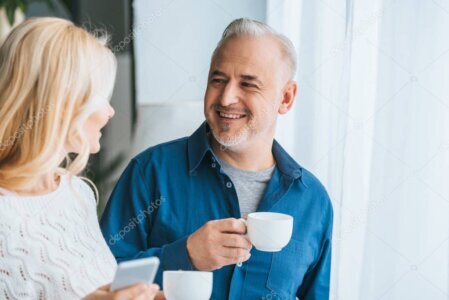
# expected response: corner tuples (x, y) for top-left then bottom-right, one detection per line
(210, 136), (275, 172)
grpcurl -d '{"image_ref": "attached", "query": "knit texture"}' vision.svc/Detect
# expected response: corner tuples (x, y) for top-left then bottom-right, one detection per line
(0, 176), (117, 299)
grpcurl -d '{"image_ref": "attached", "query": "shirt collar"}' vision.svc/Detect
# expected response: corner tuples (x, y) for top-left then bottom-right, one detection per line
(188, 122), (212, 175)
(272, 139), (303, 181)
(187, 122), (304, 181)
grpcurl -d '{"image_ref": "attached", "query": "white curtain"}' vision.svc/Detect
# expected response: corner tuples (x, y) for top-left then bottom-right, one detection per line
(270, 0), (449, 299)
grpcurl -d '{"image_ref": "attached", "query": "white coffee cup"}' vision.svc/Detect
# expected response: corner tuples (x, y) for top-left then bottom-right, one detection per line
(243, 212), (293, 252)
(163, 271), (213, 300)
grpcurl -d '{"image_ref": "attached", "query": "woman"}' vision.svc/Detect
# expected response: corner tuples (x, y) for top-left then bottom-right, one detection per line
(0, 17), (160, 299)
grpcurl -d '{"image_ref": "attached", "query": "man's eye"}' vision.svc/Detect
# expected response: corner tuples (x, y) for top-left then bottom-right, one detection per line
(211, 78), (225, 84)
(241, 82), (257, 88)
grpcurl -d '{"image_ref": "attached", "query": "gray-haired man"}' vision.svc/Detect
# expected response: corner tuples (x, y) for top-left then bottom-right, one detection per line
(101, 18), (333, 300)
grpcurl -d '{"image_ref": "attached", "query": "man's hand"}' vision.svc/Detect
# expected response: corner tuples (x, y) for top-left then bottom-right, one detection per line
(186, 218), (252, 271)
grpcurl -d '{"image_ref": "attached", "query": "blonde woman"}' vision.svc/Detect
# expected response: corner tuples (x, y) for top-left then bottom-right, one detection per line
(0, 18), (160, 299)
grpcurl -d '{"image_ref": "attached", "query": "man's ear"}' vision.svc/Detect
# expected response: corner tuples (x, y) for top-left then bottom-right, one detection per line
(278, 80), (298, 115)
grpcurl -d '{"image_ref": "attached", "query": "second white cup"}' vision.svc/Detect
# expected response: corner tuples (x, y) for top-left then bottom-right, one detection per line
(163, 270), (213, 300)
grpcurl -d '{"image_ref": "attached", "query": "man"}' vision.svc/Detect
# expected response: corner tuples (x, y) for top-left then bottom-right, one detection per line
(101, 18), (333, 299)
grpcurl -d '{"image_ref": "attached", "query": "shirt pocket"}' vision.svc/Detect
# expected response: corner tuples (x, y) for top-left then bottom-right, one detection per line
(266, 238), (316, 299)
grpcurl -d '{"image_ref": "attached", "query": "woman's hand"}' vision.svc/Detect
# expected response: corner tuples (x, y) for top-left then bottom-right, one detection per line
(83, 283), (160, 300)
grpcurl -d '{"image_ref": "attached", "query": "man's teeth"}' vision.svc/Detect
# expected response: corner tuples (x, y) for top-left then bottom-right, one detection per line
(219, 112), (245, 119)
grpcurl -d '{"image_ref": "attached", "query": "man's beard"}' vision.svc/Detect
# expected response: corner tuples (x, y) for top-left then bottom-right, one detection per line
(208, 116), (257, 150)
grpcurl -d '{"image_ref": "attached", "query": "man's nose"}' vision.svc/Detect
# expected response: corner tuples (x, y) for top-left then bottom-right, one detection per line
(219, 82), (239, 106)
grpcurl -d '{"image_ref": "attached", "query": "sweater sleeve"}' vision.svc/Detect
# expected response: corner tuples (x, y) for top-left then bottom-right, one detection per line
(100, 159), (195, 283)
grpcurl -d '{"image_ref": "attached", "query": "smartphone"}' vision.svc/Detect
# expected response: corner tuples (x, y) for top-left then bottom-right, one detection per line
(110, 257), (160, 292)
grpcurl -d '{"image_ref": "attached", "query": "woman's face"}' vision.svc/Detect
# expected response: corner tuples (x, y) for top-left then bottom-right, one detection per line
(82, 101), (115, 153)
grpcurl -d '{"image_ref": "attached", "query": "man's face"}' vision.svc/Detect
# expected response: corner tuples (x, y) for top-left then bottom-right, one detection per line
(204, 35), (289, 149)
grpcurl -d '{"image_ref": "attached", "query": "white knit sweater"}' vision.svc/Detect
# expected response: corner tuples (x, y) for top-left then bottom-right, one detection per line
(0, 176), (117, 299)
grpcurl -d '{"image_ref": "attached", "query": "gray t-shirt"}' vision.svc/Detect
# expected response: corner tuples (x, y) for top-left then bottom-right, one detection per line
(217, 158), (276, 217)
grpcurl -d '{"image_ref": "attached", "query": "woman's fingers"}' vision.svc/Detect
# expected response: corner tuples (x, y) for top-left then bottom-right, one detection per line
(114, 284), (149, 300)
(132, 284), (160, 300)
(84, 283), (160, 300)
(154, 291), (166, 300)
(97, 284), (111, 292)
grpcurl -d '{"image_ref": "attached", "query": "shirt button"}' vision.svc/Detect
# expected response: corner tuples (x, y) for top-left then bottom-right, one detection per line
(211, 163), (216, 168)
(226, 182), (232, 188)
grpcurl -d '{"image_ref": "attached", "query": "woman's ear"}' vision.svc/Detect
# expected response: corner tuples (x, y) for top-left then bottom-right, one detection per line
(278, 80), (298, 115)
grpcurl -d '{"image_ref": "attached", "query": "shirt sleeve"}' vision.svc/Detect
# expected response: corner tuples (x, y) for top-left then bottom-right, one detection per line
(297, 197), (333, 300)
(100, 158), (195, 281)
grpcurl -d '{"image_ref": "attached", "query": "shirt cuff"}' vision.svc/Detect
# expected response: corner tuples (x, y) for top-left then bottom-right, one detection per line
(160, 236), (195, 271)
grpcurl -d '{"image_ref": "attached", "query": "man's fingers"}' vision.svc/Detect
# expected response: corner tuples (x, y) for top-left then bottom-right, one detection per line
(217, 245), (251, 259)
(216, 252), (252, 266)
(220, 233), (252, 249)
(215, 218), (247, 234)
(188, 218), (252, 271)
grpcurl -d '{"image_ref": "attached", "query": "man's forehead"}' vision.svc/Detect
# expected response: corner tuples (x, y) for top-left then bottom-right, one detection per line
(211, 56), (269, 75)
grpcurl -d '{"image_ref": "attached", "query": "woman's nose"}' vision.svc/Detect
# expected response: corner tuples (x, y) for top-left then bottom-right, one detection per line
(108, 104), (115, 119)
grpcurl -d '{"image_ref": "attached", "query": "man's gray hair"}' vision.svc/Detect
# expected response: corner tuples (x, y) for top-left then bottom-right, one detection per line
(212, 18), (297, 79)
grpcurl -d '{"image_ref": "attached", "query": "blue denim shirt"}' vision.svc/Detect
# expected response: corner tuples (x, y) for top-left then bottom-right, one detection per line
(100, 122), (333, 300)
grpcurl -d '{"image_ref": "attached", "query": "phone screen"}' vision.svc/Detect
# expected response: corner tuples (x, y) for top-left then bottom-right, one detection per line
(110, 257), (160, 292)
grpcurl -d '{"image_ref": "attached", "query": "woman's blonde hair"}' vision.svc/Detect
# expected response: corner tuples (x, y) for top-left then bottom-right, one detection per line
(0, 17), (117, 193)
